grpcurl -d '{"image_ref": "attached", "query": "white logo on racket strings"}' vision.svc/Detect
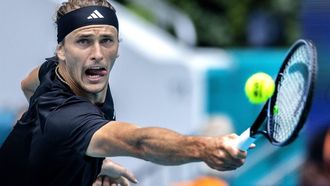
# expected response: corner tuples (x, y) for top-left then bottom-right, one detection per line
(87, 10), (104, 19)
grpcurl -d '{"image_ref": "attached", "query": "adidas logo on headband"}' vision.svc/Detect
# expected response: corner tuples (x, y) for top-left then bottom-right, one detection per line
(87, 10), (104, 19)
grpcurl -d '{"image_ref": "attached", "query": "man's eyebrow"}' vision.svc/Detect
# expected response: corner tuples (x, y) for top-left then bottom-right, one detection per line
(75, 33), (115, 38)
(100, 33), (115, 37)
(76, 33), (93, 38)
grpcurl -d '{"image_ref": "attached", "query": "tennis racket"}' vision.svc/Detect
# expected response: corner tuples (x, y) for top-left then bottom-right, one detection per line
(237, 39), (317, 151)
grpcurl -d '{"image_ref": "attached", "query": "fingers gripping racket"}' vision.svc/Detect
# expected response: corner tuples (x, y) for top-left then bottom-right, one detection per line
(237, 39), (317, 151)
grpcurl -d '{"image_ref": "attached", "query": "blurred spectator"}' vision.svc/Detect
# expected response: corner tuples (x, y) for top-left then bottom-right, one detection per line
(299, 123), (330, 186)
(246, 9), (284, 47)
(200, 114), (234, 137)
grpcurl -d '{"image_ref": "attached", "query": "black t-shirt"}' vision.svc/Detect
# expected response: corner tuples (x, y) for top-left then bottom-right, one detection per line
(0, 57), (115, 186)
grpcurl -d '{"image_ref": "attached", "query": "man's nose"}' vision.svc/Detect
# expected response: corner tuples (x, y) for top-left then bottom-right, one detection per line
(91, 43), (104, 61)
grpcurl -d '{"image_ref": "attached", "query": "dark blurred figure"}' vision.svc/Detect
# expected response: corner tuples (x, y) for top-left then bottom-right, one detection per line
(246, 9), (284, 47)
(299, 123), (330, 186)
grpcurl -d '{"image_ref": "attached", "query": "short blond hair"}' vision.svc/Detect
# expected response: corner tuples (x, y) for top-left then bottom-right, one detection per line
(56, 0), (116, 24)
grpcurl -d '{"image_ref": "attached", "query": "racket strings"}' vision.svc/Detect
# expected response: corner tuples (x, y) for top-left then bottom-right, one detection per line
(272, 45), (311, 142)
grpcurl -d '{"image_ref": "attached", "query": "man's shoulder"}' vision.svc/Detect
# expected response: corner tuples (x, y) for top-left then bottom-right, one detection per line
(39, 92), (99, 115)
(39, 57), (58, 81)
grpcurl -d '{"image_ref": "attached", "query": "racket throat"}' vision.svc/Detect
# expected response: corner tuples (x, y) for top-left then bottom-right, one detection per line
(255, 130), (269, 139)
(237, 128), (257, 151)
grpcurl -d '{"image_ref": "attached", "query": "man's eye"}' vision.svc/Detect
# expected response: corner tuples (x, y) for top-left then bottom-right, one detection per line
(77, 39), (90, 45)
(101, 38), (114, 44)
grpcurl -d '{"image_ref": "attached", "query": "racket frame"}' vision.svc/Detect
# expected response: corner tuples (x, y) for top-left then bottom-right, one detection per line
(239, 39), (317, 149)
(266, 39), (317, 146)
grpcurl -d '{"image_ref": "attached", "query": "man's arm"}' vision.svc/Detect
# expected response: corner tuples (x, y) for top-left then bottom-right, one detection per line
(87, 121), (247, 171)
(21, 66), (40, 101)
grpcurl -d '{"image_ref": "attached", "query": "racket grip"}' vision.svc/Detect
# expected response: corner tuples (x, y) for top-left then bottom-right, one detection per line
(236, 128), (256, 151)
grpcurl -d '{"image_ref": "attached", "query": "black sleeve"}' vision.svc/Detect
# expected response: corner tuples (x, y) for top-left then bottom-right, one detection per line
(43, 100), (109, 156)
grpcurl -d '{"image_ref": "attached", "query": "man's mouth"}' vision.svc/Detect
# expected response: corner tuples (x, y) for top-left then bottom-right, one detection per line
(85, 66), (107, 81)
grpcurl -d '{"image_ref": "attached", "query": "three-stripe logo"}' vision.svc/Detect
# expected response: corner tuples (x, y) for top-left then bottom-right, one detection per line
(87, 10), (104, 19)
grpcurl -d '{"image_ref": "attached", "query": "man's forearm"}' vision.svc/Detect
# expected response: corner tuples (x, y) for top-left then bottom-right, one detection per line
(21, 86), (36, 101)
(130, 127), (206, 165)
(88, 122), (205, 165)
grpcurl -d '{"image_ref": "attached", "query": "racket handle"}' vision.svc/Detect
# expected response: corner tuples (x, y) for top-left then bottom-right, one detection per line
(236, 128), (256, 151)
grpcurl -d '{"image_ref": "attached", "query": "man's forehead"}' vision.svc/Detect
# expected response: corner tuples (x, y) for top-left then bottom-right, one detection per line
(72, 25), (117, 35)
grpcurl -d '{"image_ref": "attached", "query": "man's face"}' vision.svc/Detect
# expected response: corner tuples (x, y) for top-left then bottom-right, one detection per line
(57, 25), (118, 95)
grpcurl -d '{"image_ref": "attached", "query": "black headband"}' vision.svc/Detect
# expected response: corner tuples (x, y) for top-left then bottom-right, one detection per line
(57, 6), (119, 43)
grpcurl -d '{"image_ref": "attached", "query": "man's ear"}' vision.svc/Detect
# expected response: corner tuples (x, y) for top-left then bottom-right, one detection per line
(56, 43), (65, 61)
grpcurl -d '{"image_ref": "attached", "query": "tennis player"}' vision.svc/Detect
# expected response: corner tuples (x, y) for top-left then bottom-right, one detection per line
(0, 0), (251, 185)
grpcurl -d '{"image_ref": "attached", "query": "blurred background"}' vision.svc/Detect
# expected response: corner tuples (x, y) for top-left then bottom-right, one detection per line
(1, 0), (329, 185)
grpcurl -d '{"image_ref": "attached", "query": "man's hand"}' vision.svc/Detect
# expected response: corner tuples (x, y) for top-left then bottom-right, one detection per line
(92, 159), (138, 186)
(202, 133), (250, 171)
